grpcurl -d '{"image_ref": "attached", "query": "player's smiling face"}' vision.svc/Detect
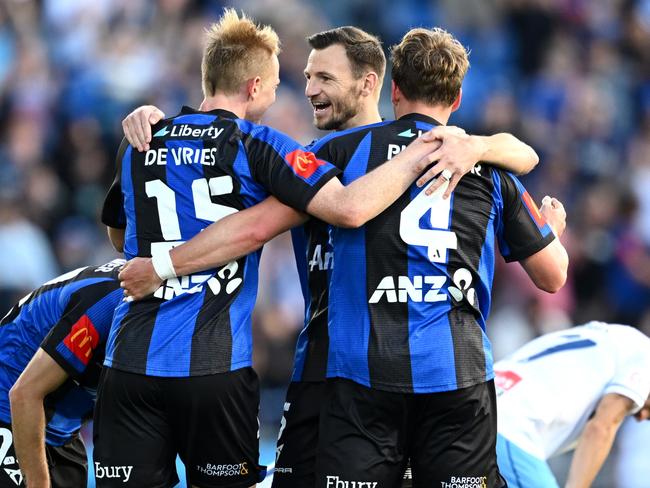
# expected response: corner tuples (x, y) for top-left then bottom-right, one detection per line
(304, 44), (364, 131)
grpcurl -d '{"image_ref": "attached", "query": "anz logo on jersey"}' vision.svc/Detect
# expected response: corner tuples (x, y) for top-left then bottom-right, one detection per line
(368, 268), (475, 305)
(368, 144), (477, 305)
(153, 261), (243, 301)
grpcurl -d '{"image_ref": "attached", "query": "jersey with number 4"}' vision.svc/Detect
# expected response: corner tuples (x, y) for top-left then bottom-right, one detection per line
(101, 106), (340, 377)
(495, 322), (650, 460)
(321, 113), (555, 394)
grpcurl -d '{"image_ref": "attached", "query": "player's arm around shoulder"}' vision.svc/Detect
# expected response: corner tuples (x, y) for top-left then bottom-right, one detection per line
(565, 393), (636, 488)
(306, 130), (442, 228)
(519, 196), (568, 293)
(417, 127), (539, 198)
(120, 196), (308, 301)
(9, 349), (70, 488)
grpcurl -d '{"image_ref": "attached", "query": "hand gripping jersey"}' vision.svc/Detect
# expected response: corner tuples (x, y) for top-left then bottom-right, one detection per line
(314, 113), (554, 394)
(101, 106), (340, 377)
(0, 260), (123, 445)
(495, 322), (650, 460)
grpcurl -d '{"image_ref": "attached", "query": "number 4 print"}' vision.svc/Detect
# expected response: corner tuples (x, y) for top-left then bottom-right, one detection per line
(399, 183), (476, 306)
(399, 182), (457, 263)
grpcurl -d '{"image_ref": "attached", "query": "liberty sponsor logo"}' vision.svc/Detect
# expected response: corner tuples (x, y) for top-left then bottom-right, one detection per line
(154, 124), (224, 140)
(326, 476), (378, 488)
(0, 429), (23, 486)
(94, 463), (133, 483)
(196, 462), (249, 477)
(441, 476), (487, 488)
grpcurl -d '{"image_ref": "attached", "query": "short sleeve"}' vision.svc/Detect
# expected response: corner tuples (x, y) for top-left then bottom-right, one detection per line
(604, 344), (650, 413)
(246, 125), (341, 211)
(40, 284), (123, 379)
(101, 138), (130, 229)
(496, 171), (556, 262)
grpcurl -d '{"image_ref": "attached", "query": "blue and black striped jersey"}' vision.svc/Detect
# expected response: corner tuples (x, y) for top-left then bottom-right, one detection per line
(290, 123), (390, 382)
(0, 260), (123, 445)
(295, 113), (554, 393)
(101, 106), (340, 377)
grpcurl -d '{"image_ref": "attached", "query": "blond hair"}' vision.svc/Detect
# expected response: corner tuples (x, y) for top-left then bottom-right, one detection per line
(201, 9), (281, 96)
(390, 27), (469, 106)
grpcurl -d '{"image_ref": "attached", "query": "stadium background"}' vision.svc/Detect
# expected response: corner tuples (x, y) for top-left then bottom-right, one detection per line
(1, 0), (649, 486)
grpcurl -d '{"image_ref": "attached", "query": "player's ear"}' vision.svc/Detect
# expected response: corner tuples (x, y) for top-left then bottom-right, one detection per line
(361, 71), (379, 98)
(246, 77), (262, 100)
(451, 88), (462, 112)
(391, 80), (400, 106)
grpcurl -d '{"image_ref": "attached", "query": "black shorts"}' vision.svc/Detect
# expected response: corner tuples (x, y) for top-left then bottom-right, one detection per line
(93, 367), (265, 488)
(0, 422), (87, 488)
(272, 381), (325, 488)
(315, 379), (505, 488)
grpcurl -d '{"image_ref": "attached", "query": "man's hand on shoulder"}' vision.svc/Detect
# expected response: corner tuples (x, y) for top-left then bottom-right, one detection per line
(415, 126), (487, 199)
(119, 258), (162, 301)
(122, 105), (166, 152)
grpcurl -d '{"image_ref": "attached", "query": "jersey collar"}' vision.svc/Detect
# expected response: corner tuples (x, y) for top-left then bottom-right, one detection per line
(398, 112), (443, 127)
(179, 105), (239, 119)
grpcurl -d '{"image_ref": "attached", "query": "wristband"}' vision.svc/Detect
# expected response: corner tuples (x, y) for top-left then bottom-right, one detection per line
(151, 249), (177, 281)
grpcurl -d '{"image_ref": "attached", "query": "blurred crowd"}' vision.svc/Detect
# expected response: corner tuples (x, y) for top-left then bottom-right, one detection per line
(1, 0), (650, 485)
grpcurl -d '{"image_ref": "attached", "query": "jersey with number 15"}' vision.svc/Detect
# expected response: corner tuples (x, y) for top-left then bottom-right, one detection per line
(101, 106), (340, 378)
(319, 113), (555, 394)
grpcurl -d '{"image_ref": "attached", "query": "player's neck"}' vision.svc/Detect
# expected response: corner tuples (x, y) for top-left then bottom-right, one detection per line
(394, 101), (452, 125)
(336, 105), (382, 131)
(199, 95), (247, 120)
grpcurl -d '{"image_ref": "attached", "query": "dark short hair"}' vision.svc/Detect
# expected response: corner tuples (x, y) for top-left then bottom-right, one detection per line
(390, 27), (469, 106)
(307, 26), (386, 81)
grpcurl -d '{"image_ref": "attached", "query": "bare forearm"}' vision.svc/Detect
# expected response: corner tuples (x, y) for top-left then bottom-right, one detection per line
(548, 238), (569, 281)
(340, 150), (427, 224)
(565, 421), (618, 488)
(170, 222), (252, 276)
(477, 133), (538, 175)
(171, 200), (307, 276)
(307, 139), (438, 227)
(522, 238), (568, 293)
(11, 396), (49, 488)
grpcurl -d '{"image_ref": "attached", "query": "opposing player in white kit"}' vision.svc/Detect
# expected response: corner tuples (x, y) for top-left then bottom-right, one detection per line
(494, 322), (650, 488)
